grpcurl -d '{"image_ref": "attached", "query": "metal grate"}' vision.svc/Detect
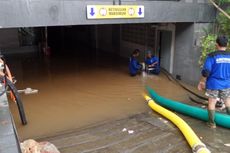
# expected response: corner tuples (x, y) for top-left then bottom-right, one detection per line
(122, 24), (156, 49)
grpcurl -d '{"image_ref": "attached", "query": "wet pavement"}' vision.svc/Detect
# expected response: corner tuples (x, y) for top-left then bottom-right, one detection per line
(38, 112), (230, 153)
(5, 50), (230, 152)
(38, 113), (191, 153)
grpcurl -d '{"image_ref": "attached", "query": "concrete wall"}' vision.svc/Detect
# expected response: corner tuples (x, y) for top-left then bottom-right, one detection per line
(0, 29), (19, 50)
(0, 28), (38, 54)
(173, 22), (209, 85)
(0, 1), (215, 28)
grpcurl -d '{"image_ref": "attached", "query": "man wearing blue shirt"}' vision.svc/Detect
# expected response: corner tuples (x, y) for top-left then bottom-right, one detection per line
(129, 49), (142, 76)
(145, 50), (160, 75)
(198, 36), (230, 128)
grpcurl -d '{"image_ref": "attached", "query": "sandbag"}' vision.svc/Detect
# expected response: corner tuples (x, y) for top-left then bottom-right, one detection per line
(21, 139), (60, 153)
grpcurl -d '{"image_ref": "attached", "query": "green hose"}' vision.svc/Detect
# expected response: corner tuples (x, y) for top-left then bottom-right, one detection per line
(147, 86), (230, 129)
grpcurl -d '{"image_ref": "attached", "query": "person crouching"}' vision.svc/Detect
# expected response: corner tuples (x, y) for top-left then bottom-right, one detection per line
(129, 49), (142, 76)
(145, 50), (160, 75)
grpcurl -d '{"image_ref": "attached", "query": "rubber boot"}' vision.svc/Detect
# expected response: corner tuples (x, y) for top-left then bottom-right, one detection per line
(226, 107), (230, 115)
(207, 110), (216, 128)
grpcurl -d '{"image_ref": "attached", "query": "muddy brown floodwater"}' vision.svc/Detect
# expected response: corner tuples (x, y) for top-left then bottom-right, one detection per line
(7, 51), (151, 140)
(7, 50), (230, 153)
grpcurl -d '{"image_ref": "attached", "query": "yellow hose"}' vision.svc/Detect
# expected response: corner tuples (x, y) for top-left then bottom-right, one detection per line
(144, 95), (211, 153)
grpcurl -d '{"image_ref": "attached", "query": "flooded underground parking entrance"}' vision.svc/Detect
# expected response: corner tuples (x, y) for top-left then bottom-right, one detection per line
(0, 24), (230, 153)
(7, 25), (150, 139)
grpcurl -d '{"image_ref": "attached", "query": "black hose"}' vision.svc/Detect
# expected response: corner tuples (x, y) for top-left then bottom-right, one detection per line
(6, 78), (27, 125)
(160, 68), (225, 108)
(188, 95), (208, 105)
(160, 68), (208, 101)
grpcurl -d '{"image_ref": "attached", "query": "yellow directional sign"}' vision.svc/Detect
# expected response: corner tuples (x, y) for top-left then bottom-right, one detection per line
(87, 5), (144, 19)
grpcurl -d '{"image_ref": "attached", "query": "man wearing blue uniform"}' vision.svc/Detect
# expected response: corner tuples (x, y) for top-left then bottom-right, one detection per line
(145, 50), (160, 75)
(129, 49), (142, 76)
(198, 36), (230, 128)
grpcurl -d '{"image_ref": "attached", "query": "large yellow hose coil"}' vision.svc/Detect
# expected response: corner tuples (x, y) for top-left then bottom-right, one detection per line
(144, 95), (211, 153)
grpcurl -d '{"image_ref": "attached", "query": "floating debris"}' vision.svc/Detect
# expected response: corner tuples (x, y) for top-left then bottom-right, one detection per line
(122, 128), (127, 132)
(159, 117), (168, 123)
(128, 130), (134, 134)
(7, 87), (38, 95)
(224, 143), (230, 147)
(19, 88), (38, 95)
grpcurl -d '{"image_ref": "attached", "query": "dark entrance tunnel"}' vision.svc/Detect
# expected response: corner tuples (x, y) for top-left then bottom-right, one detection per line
(46, 25), (124, 69)
(48, 26), (96, 53)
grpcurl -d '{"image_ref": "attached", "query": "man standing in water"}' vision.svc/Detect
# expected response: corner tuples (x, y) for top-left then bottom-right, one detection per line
(198, 36), (230, 128)
(129, 49), (142, 76)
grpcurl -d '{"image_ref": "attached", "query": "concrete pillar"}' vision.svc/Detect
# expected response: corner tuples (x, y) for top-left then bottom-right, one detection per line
(173, 22), (211, 85)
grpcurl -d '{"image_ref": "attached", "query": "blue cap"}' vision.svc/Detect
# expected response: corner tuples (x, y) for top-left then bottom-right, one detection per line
(146, 50), (152, 54)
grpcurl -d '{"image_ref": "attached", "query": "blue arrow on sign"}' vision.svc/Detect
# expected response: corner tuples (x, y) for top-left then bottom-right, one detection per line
(138, 8), (142, 15)
(90, 8), (95, 16)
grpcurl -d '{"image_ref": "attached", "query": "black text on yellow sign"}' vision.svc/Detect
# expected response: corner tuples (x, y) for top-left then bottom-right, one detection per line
(87, 5), (145, 19)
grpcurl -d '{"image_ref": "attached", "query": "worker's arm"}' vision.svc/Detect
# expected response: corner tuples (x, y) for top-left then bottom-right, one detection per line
(150, 57), (159, 67)
(0, 58), (16, 101)
(0, 59), (5, 77)
(133, 60), (142, 70)
(0, 71), (5, 77)
(197, 56), (213, 91)
(5, 64), (13, 82)
(146, 57), (159, 68)
(150, 61), (158, 67)
(198, 76), (206, 91)
(0, 59), (13, 81)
